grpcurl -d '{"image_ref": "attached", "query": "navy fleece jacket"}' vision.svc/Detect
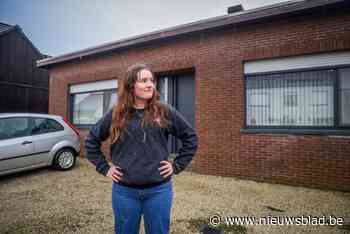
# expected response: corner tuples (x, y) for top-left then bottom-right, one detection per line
(85, 103), (198, 187)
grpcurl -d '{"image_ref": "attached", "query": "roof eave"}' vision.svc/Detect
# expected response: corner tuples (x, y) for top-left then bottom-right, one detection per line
(37, 0), (348, 69)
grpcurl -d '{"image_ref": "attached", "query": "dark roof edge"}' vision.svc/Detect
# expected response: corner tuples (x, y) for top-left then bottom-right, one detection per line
(0, 25), (17, 36)
(0, 25), (49, 58)
(37, 0), (347, 68)
(0, 22), (14, 27)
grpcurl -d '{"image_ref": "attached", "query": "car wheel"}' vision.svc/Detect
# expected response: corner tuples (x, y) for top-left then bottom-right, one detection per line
(54, 148), (76, 170)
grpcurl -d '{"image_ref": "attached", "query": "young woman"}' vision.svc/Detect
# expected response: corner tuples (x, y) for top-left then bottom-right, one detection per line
(85, 63), (198, 234)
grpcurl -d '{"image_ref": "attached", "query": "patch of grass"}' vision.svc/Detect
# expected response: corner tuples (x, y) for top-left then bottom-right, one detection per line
(187, 217), (247, 234)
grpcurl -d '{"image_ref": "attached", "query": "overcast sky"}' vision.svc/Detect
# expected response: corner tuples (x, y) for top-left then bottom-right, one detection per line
(0, 0), (289, 56)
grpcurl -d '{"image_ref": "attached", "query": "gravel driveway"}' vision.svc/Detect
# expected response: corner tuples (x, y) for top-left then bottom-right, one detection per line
(0, 157), (349, 234)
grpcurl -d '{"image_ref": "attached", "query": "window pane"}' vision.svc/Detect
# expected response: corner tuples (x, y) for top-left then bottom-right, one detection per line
(0, 117), (30, 140)
(246, 70), (334, 127)
(106, 91), (117, 111)
(158, 77), (168, 103)
(73, 92), (103, 125)
(339, 68), (350, 125)
(31, 118), (64, 135)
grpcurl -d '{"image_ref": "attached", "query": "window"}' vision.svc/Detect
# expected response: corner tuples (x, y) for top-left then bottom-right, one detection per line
(157, 77), (168, 103)
(106, 91), (117, 111)
(73, 91), (103, 125)
(72, 90), (117, 125)
(283, 92), (297, 107)
(0, 117), (30, 140)
(69, 80), (118, 126)
(245, 68), (349, 128)
(30, 118), (64, 135)
(339, 68), (350, 126)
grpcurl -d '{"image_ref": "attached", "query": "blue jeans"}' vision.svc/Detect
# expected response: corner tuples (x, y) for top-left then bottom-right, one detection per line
(112, 180), (173, 234)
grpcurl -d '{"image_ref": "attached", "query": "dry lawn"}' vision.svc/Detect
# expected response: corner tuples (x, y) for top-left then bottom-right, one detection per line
(0, 158), (349, 234)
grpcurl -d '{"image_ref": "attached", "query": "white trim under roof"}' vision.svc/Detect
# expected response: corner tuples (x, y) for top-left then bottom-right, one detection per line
(244, 51), (350, 74)
(70, 79), (118, 94)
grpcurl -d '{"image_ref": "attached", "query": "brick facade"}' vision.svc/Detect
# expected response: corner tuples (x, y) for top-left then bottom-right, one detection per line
(47, 8), (350, 191)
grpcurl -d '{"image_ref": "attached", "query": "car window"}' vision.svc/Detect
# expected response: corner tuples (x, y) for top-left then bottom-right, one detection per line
(30, 118), (64, 135)
(0, 117), (31, 140)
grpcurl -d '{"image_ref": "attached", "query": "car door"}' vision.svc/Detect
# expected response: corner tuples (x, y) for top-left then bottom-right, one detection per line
(29, 117), (65, 165)
(0, 117), (35, 173)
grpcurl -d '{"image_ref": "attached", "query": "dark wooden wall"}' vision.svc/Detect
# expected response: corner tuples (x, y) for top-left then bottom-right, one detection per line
(0, 29), (49, 113)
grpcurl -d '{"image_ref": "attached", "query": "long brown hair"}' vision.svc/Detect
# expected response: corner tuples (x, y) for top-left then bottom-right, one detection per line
(110, 63), (169, 143)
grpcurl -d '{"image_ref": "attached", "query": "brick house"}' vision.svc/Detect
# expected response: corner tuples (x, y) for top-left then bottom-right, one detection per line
(38, 0), (350, 191)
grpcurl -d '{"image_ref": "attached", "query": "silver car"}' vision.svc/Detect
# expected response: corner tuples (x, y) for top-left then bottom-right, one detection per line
(0, 113), (80, 176)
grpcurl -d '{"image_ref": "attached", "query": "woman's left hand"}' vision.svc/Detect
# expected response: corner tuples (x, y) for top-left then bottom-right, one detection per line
(158, 160), (173, 178)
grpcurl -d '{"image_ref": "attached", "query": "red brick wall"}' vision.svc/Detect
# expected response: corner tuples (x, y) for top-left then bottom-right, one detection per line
(48, 9), (350, 191)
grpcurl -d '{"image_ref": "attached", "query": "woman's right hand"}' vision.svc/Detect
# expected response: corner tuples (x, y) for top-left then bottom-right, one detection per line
(107, 165), (123, 182)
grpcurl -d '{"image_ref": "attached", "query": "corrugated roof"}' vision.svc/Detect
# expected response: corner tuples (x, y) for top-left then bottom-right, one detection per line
(37, 0), (349, 68)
